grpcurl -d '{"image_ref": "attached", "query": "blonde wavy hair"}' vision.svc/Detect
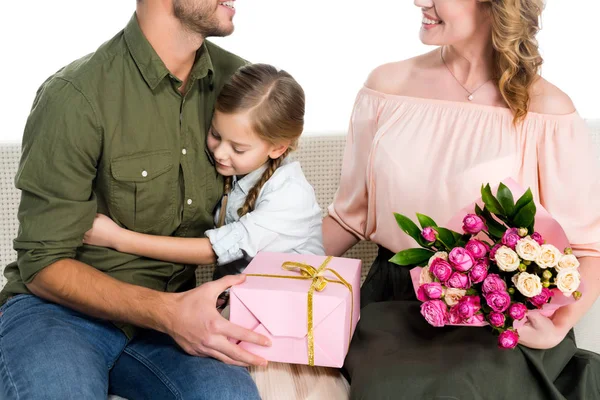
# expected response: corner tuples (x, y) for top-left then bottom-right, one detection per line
(481, 0), (545, 123)
(215, 64), (305, 227)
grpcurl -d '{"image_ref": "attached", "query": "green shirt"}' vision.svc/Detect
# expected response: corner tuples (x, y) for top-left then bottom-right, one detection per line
(1, 14), (246, 336)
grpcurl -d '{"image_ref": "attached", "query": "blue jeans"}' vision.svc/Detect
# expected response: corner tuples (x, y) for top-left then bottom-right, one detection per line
(0, 294), (260, 399)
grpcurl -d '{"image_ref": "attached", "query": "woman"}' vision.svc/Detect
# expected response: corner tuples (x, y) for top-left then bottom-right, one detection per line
(323, 0), (600, 398)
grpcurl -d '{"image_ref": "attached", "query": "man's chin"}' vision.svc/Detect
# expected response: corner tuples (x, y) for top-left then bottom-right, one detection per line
(211, 23), (235, 38)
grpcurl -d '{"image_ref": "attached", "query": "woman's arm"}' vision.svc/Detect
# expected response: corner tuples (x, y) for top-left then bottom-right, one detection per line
(552, 257), (600, 332)
(322, 215), (360, 257)
(518, 257), (600, 349)
(84, 214), (216, 265)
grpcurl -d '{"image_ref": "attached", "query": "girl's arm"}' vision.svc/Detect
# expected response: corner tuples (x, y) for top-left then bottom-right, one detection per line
(84, 214), (216, 265)
(205, 177), (324, 265)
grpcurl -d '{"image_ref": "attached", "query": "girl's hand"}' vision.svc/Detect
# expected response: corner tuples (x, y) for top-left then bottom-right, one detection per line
(83, 214), (123, 250)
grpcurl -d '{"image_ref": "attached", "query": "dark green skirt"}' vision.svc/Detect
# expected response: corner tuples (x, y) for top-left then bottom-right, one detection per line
(344, 247), (600, 400)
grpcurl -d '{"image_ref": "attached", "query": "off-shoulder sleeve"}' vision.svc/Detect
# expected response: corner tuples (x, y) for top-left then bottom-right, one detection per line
(537, 115), (600, 258)
(328, 89), (381, 240)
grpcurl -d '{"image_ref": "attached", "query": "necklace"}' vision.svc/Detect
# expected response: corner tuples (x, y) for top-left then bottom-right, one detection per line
(440, 47), (492, 101)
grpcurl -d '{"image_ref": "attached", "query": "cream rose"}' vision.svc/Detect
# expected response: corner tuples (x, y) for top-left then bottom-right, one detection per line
(515, 236), (542, 261)
(556, 269), (581, 297)
(536, 244), (561, 269)
(494, 246), (520, 272)
(428, 251), (449, 267)
(511, 273), (519, 287)
(419, 265), (435, 285)
(556, 254), (580, 272)
(515, 272), (543, 298)
(444, 288), (467, 306)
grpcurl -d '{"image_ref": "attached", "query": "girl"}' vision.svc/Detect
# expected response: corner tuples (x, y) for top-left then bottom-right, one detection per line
(84, 63), (349, 399)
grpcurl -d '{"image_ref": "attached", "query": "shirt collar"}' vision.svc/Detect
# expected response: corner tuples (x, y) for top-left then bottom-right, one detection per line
(124, 13), (214, 91)
(236, 163), (270, 196)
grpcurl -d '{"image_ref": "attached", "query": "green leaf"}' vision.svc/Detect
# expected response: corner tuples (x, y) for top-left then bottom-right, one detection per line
(496, 183), (515, 217)
(389, 248), (435, 266)
(481, 184), (505, 216)
(487, 224), (507, 239)
(435, 227), (458, 249)
(394, 213), (424, 245)
(416, 213), (437, 228)
(513, 189), (533, 217)
(475, 204), (485, 217)
(513, 201), (536, 229)
(478, 205), (508, 239)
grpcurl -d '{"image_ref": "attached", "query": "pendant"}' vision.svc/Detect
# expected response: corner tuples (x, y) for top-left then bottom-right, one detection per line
(468, 94), (474, 101)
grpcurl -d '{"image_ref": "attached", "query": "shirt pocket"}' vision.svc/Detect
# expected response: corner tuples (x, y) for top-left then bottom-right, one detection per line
(110, 150), (175, 233)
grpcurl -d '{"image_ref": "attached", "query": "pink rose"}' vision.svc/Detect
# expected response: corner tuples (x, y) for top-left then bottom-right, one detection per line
(430, 258), (453, 282)
(457, 296), (480, 319)
(498, 329), (519, 349)
(416, 286), (428, 302)
(469, 259), (489, 284)
(447, 305), (462, 324)
(462, 295), (481, 310)
(502, 228), (520, 249)
(488, 311), (506, 327)
(465, 239), (489, 259)
(463, 214), (485, 234)
(528, 287), (554, 308)
(531, 232), (544, 246)
(482, 274), (507, 294)
(489, 244), (502, 260)
(422, 282), (444, 299)
(466, 313), (486, 324)
(420, 300), (448, 327)
(449, 248), (475, 272)
(485, 290), (511, 313)
(508, 303), (527, 320)
(447, 272), (471, 289)
(421, 227), (437, 243)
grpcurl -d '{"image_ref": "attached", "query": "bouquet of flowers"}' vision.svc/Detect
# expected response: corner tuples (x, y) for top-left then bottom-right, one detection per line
(391, 180), (582, 349)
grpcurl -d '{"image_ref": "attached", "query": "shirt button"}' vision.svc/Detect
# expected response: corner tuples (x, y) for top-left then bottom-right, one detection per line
(182, 148), (187, 155)
(187, 199), (193, 205)
(141, 170), (148, 177)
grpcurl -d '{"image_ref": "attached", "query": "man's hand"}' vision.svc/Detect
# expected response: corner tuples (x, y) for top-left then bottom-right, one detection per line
(516, 310), (568, 349)
(83, 214), (123, 250)
(166, 274), (271, 367)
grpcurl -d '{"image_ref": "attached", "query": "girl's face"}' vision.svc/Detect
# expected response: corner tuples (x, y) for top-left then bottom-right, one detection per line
(207, 110), (288, 177)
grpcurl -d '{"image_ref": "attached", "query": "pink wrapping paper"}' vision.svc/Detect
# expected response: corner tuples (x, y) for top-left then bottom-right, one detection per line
(410, 178), (579, 328)
(230, 252), (361, 368)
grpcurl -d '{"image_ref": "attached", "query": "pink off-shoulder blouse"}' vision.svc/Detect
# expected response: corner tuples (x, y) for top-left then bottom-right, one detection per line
(329, 86), (600, 258)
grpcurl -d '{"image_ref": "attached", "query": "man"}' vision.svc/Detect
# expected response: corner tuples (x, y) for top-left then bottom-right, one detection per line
(0, 1), (269, 398)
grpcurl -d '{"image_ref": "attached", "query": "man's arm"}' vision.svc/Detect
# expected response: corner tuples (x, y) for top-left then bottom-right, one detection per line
(27, 259), (171, 330)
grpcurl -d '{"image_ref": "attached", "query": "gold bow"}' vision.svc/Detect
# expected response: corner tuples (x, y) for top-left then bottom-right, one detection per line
(246, 256), (354, 366)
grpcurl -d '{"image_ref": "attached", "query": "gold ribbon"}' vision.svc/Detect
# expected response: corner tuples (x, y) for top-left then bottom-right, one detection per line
(246, 256), (354, 366)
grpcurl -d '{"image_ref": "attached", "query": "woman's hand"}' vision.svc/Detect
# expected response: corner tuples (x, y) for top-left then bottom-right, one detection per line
(516, 310), (569, 349)
(83, 214), (124, 250)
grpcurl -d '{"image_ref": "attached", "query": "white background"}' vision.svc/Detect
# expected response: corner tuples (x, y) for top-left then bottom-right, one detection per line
(0, 1), (598, 142)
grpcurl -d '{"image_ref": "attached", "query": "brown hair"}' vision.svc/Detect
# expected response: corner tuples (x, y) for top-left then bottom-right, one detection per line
(482, 0), (544, 124)
(215, 64), (305, 227)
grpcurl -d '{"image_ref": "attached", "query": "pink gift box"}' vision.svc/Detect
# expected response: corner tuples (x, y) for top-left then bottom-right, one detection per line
(230, 252), (361, 368)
